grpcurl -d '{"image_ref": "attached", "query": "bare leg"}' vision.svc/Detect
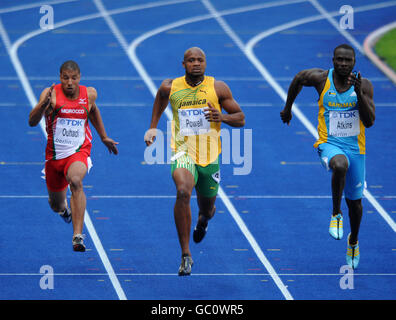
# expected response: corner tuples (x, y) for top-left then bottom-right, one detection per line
(66, 161), (87, 236)
(345, 198), (363, 245)
(47, 188), (68, 213)
(172, 168), (195, 256)
(196, 192), (216, 225)
(329, 155), (348, 216)
(192, 192), (216, 243)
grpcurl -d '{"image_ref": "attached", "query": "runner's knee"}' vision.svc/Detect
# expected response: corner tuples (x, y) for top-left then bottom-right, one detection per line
(346, 198), (362, 212)
(68, 175), (83, 192)
(176, 186), (192, 204)
(48, 198), (66, 212)
(199, 206), (215, 219)
(331, 158), (348, 175)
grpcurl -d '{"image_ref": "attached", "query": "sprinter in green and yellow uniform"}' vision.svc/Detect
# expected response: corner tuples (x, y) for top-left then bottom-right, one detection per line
(145, 47), (245, 276)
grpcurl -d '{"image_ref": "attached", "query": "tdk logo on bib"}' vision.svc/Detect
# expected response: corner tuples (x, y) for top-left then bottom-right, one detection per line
(329, 110), (360, 137)
(59, 118), (84, 127)
(332, 111), (358, 119)
(180, 109), (206, 117)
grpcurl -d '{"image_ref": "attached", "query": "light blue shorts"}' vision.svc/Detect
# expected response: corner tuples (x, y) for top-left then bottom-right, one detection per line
(317, 143), (366, 200)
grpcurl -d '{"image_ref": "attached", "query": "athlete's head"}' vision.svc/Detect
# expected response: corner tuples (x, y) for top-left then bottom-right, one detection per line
(59, 60), (81, 97)
(182, 47), (206, 78)
(332, 44), (356, 77)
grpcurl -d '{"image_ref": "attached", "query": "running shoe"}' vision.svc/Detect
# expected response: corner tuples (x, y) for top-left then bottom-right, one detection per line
(193, 219), (208, 243)
(346, 233), (360, 269)
(60, 207), (72, 224)
(72, 234), (86, 252)
(178, 254), (193, 276)
(329, 213), (343, 240)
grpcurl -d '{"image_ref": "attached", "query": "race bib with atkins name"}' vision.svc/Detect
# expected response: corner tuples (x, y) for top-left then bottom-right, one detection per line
(329, 110), (360, 137)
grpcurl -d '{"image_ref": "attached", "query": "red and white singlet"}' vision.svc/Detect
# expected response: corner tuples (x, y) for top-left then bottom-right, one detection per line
(45, 84), (92, 160)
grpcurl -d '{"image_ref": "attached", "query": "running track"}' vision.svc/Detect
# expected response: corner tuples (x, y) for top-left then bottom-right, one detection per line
(0, 0), (395, 301)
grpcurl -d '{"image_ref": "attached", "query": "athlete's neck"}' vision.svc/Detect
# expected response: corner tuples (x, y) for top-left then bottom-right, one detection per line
(185, 75), (204, 87)
(333, 71), (350, 92)
(63, 87), (80, 100)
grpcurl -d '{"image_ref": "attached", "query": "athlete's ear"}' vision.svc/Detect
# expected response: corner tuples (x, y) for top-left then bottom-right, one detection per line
(182, 60), (186, 69)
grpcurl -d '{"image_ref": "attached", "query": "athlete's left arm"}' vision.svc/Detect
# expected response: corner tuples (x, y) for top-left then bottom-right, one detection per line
(205, 80), (245, 127)
(87, 87), (119, 154)
(350, 72), (375, 128)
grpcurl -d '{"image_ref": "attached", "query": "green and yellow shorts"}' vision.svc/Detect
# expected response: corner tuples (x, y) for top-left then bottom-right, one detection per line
(171, 152), (220, 198)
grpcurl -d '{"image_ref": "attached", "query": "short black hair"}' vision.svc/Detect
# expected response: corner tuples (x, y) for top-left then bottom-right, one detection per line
(333, 44), (355, 58)
(183, 47), (206, 61)
(60, 60), (80, 74)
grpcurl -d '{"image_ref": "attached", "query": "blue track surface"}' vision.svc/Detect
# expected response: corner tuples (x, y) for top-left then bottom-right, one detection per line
(0, 0), (395, 300)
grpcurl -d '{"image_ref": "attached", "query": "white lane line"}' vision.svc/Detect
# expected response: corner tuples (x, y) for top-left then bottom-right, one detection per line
(9, 0), (196, 59)
(0, 76), (392, 81)
(202, 0), (396, 295)
(0, 273), (395, 277)
(5, 0), (392, 296)
(0, 16), (127, 301)
(203, 0), (294, 301)
(127, 0), (311, 117)
(0, 0), (78, 14)
(308, 0), (364, 52)
(202, 0), (306, 301)
(0, 17), (47, 133)
(307, 0), (396, 232)
(4, 1), (202, 301)
(3, 102), (396, 108)
(83, 211), (127, 300)
(2, 194), (396, 199)
(94, 0), (299, 301)
(244, 1), (396, 69)
(364, 22), (396, 85)
(0, 161), (43, 165)
(242, 3), (396, 233)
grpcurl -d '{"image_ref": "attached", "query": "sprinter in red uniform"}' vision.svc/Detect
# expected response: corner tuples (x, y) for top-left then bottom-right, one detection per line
(29, 60), (118, 252)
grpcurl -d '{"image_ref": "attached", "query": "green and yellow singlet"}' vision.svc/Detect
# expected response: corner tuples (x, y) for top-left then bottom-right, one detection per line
(169, 76), (221, 166)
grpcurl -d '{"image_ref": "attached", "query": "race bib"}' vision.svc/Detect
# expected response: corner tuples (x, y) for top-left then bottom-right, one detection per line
(178, 107), (210, 136)
(329, 110), (360, 137)
(54, 117), (86, 148)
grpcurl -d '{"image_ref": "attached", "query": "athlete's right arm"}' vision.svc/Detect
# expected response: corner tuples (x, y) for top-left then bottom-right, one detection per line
(280, 68), (326, 125)
(28, 84), (55, 127)
(144, 79), (172, 146)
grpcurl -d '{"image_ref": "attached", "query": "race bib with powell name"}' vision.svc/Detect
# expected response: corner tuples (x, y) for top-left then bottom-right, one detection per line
(178, 107), (210, 136)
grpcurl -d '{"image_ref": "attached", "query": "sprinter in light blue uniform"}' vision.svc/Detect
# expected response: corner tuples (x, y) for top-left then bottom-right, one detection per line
(315, 68), (366, 154)
(280, 44), (375, 269)
(315, 67), (366, 202)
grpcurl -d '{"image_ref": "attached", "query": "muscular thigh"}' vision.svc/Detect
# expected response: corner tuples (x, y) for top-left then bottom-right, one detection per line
(344, 153), (365, 200)
(195, 161), (220, 198)
(318, 143), (349, 171)
(45, 158), (69, 192)
(171, 153), (197, 190)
